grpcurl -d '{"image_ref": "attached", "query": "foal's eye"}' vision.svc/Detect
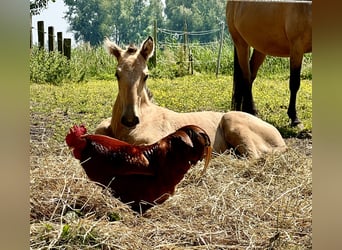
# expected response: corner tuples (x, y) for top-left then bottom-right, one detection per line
(115, 72), (120, 80)
(143, 75), (149, 81)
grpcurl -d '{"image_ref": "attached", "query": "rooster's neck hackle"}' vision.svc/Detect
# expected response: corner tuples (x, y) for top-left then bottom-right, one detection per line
(65, 125), (88, 160)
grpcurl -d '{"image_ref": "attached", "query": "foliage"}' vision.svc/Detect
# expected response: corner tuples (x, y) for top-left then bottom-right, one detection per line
(30, 47), (70, 85)
(30, 0), (55, 15)
(69, 43), (115, 81)
(62, 0), (226, 45)
(29, 39), (312, 86)
(64, 0), (165, 45)
(30, 45), (116, 84)
(163, 0), (227, 42)
(64, 0), (112, 46)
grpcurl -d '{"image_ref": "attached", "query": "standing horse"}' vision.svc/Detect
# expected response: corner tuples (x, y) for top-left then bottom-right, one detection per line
(95, 36), (286, 159)
(226, 0), (312, 126)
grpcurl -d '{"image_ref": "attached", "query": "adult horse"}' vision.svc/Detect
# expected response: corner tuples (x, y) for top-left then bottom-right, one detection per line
(95, 36), (286, 159)
(226, 0), (312, 126)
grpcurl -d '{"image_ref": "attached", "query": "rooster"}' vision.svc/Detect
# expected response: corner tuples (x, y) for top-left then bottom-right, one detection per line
(66, 124), (211, 213)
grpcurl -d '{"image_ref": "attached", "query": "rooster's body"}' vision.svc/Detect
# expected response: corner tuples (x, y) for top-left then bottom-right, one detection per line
(66, 124), (211, 213)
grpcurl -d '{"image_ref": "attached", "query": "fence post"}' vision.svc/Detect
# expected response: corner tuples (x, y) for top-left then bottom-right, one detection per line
(216, 21), (225, 77)
(30, 14), (32, 49)
(48, 26), (54, 52)
(183, 20), (189, 74)
(57, 32), (63, 54)
(37, 21), (44, 49)
(151, 20), (157, 68)
(189, 48), (193, 74)
(63, 38), (71, 60)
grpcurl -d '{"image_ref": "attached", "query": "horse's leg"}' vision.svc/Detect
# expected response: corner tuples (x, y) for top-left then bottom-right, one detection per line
(232, 44), (257, 115)
(250, 49), (266, 84)
(231, 46), (244, 111)
(240, 49), (266, 113)
(288, 50), (304, 126)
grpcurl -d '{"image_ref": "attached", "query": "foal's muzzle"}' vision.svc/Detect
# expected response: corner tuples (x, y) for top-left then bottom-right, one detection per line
(121, 115), (140, 128)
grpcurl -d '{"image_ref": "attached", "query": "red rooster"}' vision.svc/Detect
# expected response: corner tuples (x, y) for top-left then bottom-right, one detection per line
(66, 124), (211, 213)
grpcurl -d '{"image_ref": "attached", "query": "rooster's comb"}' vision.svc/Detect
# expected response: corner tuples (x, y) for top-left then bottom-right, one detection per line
(65, 124), (87, 148)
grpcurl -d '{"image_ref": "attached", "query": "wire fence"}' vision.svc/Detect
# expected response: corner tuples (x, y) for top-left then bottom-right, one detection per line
(154, 22), (229, 76)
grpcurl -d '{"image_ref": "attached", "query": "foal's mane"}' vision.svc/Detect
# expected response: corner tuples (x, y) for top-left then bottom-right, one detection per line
(126, 44), (138, 54)
(145, 86), (153, 101)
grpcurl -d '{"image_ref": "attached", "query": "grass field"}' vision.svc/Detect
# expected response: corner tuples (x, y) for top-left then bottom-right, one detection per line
(30, 74), (312, 249)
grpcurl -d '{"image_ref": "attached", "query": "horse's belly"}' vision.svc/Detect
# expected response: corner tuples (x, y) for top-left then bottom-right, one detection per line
(242, 34), (291, 57)
(229, 1), (311, 57)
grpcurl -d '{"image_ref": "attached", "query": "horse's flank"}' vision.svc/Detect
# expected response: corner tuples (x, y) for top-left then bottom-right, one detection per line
(226, 1), (312, 57)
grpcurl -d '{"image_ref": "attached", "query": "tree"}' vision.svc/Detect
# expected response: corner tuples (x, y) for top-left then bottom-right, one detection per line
(102, 0), (164, 45)
(62, 0), (225, 46)
(64, 0), (165, 46)
(30, 0), (55, 15)
(163, 0), (226, 43)
(64, 0), (111, 46)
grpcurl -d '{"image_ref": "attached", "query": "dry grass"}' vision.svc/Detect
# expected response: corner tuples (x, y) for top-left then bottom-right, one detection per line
(30, 122), (312, 249)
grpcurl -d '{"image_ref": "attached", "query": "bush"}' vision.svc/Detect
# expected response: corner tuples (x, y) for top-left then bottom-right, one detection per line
(30, 38), (312, 84)
(30, 45), (116, 85)
(70, 43), (115, 81)
(30, 47), (70, 85)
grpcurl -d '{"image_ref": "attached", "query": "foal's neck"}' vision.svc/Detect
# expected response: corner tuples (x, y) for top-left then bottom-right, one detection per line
(112, 88), (153, 123)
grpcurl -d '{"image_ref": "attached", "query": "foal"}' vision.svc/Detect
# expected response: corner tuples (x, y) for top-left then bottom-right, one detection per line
(96, 36), (286, 159)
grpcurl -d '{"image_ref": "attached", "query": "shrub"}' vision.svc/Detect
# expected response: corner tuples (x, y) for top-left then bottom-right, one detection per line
(30, 47), (70, 85)
(30, 39), (312, 84)
(30, 45), (116, 85)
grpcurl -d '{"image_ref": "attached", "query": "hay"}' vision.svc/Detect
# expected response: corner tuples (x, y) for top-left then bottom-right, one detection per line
(30, 131), (311, 249)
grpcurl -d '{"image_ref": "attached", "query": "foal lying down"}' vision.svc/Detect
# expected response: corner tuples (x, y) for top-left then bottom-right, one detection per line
(95, 36), (286, 159)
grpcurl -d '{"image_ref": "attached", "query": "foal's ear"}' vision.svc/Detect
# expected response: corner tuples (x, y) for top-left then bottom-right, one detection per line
(104, 37), (122, 59)
(140, 36), (154, 60)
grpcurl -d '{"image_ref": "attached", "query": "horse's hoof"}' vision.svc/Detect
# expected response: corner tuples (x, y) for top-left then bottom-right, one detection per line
(297, 130), (312, 139)
(291, 120), (304, 130)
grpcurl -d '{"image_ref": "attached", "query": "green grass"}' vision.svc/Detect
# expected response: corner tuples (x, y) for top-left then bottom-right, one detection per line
(30, 73), (312, 142)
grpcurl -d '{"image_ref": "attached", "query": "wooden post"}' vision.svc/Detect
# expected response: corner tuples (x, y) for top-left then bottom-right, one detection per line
(48, 26), (54, 52)
(37, 21), (45, 49)
(183, 20), (188, 74)
(151, 20), (157, 68)
(183, 20), (188, 60)
(63, 38), (71, 60)
(57, 32), (63, 53)
(216, 21), (225, 77)
(189, 48), (193, 74)
(30, 14), (32, 49)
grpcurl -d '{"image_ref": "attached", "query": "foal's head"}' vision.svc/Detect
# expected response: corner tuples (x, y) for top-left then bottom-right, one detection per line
(104, 37), (154, 128)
